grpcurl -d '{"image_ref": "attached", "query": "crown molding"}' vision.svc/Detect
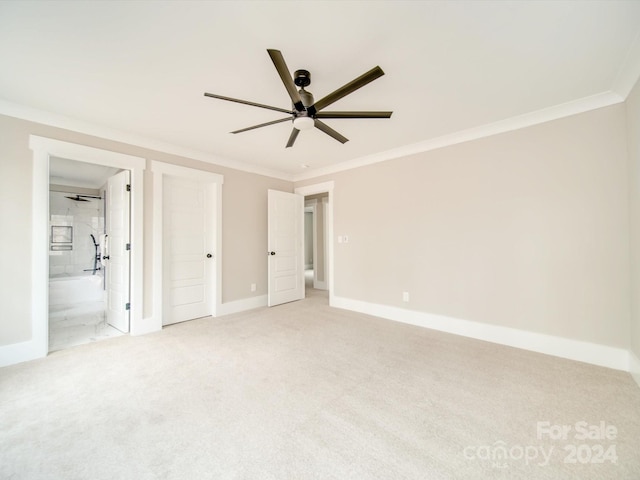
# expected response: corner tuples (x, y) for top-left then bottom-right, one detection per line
(1, 88), (627, 186)
(0, 98), (294, 182)
(293, 91), (624, 182)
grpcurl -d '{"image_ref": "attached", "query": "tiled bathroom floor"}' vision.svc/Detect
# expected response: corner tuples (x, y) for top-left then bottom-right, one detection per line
(49, 301), (123, 352)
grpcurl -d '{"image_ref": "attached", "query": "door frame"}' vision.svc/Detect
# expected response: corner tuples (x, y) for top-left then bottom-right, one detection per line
(295, 181), (334, 304)
(29, 135), (145, 359)
(150, 161), (223, 325)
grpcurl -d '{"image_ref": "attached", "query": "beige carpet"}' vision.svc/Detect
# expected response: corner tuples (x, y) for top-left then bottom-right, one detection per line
(1, 288), (639, 479)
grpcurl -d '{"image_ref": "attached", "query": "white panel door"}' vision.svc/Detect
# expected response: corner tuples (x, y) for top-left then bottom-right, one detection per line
(106, 170), (131, 333)
(268, 189), (304, 307)
(163, 175), (215, 326)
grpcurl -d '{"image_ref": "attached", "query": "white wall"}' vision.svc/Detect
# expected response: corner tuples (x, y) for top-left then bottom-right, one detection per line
(626, 77), (640, 385)
(48, 191), (103, 276)
(297, 104), (631, 360)
(0, 114), (293, 350)
(0, 97), (636, 373)
(304, 212), (313, 269)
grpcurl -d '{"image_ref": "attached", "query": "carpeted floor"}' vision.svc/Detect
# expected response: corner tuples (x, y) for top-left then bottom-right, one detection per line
(1, 288), (639, 479)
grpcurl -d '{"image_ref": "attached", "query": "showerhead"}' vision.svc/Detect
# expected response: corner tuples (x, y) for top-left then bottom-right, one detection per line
(65, 194), (102, 202)
(65, 195), (89, 202)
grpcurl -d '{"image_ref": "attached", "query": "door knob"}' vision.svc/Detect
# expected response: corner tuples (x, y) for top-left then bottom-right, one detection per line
(206, 253), (213, 258)
(269, 251), (276, 255)
(102, 255), (110, 260)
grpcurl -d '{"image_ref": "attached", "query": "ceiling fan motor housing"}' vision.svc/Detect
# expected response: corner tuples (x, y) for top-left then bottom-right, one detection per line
(294, 69), (311, 88)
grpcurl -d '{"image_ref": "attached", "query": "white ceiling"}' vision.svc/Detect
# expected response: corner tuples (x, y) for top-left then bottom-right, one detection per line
(50, 156), (119, 189)
(1, 1), (640, 180)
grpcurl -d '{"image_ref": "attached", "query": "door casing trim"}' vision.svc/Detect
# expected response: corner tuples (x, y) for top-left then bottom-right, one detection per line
(29, 135), (145, 357)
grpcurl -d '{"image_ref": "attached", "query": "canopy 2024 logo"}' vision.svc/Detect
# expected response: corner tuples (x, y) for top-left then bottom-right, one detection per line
(537, 421), (617, 465)
(463, 421), (617, 469)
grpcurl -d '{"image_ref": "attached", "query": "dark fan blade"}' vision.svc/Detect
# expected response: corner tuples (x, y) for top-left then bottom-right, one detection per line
(315, 111), (393, 119)
(286, 128), (300, 148)
(307, 66), (385, 116)
(204, 93), (292, 114)
(267, 49), (305, 112)
(314, 119), (348, 144)
(231, 117), (292, 134)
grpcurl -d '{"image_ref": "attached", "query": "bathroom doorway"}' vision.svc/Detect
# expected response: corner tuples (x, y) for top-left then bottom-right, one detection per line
(48, 157), (127, 351)
(29, 135), (144, 363)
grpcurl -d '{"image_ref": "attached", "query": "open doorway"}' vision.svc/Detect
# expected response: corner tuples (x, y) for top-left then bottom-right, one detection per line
(295, 181), (334, 305)
(48, 157), (129, 351)
(304, 208), (314, 289)
(304, 193), (328, 293)
(28, 136), (145, 363)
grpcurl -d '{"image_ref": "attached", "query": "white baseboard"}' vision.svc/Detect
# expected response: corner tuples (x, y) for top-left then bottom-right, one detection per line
(218, 295), (268, 316)
(631, 350), (640, 389)
(332, 296), (629, 371)
(2, 296), (633, 378)
(0, 339), (46, 368)
(130, 316), (162, 336)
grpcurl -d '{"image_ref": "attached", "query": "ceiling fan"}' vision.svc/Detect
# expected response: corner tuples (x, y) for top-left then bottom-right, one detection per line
(204, 49), (392, 148)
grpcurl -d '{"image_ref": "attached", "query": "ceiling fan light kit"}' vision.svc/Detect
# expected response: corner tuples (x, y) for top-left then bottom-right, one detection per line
(204, 49), (392, 148)
(293, 117), (314, 130)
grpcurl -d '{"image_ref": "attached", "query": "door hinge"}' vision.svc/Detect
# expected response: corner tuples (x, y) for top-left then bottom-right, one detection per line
(126, 184), (131, 192)
(126, 243), (131, 251)
(125, 302), (130, 311)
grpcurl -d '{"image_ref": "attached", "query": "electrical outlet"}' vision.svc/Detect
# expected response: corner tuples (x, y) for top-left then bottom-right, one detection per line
(402, 291), (410, 302)
(250, 283), (256, 292)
